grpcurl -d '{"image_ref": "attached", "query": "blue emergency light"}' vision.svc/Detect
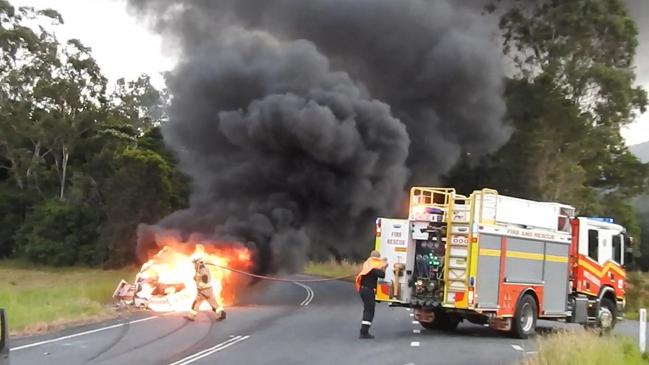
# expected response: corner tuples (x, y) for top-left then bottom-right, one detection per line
(588, 217), (614, 223)
(425, 207), (444, 215)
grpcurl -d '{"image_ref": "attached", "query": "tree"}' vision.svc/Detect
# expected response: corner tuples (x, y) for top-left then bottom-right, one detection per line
(0, 3), (108, 201)
(15, 198), (101, 266)
(0, 1), (189, 266)
(98, 147), (185, 266)
(0, 2), (63, 194)
(36, 39), (108, 200)
(498, 0), (646, 121)
(496, 0), (648, 194)
(636, 195), (649, 269)
(111, 75), (168, 132)
(461, 0), (649, 217)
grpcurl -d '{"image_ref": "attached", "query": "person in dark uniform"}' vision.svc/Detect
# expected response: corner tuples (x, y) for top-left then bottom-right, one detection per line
(355, 250), (388, 339)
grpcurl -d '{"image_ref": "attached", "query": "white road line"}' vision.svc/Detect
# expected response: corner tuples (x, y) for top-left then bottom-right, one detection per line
(10, 316), (159, 351)
(412, 329), (421, 334)
(168, 335), (250, 365)
(511, 344), (523, 351)
(307, 285), (314, 305)
(293, 282), (314, 306)
(411, 321), (419, 325)
(301, 284), (313, 306)
(409, 313), (414, 317)
(410, 341), (420, 347)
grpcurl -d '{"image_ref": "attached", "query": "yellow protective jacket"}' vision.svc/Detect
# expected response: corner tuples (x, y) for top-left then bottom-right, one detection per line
(194, 262), (212, 290)
(355, 257), (385, 292)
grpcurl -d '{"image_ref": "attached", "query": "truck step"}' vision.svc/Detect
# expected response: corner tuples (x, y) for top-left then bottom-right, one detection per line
(449, 248), (468, 257)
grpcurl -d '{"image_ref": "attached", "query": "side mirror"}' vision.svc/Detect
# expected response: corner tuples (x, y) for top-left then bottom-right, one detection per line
(624, 247), (636, 271)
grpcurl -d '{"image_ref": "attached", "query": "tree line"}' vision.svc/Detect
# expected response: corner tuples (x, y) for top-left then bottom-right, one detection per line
(449, 0), (649, 268)
(0, 0), (648, 269)
(0, 2), (188, 267)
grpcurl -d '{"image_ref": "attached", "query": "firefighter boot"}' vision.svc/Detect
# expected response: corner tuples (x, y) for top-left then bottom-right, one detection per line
(215, 309), (226, 321)
(359, 325), (374, 339)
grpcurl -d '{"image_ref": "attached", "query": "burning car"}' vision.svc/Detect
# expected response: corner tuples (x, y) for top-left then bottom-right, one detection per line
(114, 243), (252, 313)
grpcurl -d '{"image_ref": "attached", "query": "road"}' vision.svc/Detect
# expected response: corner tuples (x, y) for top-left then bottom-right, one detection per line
(8, 277), (642, 365)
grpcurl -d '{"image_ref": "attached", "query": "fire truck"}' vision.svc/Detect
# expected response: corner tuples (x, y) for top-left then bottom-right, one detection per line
(375, 187), (632, 338)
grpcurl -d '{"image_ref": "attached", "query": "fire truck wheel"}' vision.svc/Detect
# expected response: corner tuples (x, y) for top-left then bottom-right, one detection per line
(598, 297), (617, 332)
(511, 294), (537, 339)
(419, 309), (460, 331)
(419, 320), (439, 330)
(439, 314), (461, 331)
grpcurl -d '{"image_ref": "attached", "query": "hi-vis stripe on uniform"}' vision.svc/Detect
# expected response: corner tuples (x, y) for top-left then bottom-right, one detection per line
(479, 249), (568, 263)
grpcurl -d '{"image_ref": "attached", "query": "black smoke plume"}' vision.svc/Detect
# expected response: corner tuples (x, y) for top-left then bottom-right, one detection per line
(128, 0), (509, 273)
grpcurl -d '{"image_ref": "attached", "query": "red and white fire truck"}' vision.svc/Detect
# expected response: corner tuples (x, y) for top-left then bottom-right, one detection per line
(375, 187), (632, 338)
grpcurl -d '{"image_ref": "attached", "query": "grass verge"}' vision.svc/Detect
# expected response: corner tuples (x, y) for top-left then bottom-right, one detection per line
(302, 260), (361, 281)
(0, 260), (138, 336)
(522, 331), (649, 365)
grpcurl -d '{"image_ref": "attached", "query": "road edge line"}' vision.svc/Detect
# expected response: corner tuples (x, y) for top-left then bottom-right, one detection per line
(10, 315), (159, 351)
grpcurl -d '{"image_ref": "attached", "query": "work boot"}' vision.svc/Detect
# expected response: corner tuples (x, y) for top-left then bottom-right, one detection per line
(215, 309), (226, 321)
(359, 324), (374, 339)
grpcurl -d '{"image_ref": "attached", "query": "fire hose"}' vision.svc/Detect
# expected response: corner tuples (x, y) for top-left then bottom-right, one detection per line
(205, 262), (355, 283)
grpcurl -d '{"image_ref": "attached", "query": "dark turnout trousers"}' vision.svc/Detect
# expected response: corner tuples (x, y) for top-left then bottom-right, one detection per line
(359, 286), (375, 334)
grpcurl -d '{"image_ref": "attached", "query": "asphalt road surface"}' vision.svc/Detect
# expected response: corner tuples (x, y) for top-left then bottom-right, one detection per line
(8, 277), (642, 365)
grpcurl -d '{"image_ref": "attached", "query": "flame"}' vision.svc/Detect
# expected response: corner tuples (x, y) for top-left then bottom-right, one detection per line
(135, 242), (252, 312)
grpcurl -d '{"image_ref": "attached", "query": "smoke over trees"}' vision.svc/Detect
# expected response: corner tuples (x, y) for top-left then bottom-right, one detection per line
(126, 0), (509, 272)
(448, 0), (649, 265)
(1, 0), (646, 271)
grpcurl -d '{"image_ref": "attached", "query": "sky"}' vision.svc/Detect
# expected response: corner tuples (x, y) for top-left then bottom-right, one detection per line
(9, 0), (649, 146)
(10, 0), (175, 89)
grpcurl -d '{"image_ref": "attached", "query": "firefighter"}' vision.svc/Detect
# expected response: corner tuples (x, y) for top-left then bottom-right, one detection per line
(355, 250), (388, 339)
(184, 256), (227, 322)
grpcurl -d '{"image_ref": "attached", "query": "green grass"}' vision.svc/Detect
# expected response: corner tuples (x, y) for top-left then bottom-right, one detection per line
(523, 331), (649, 365)
(302, 260), (361, 281)
(0, 260), (138, 336)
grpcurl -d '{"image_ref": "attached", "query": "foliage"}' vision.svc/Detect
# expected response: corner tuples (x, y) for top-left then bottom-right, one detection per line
(521, 330), (649, 365)
(497, 0), (647, 125)
(0, 183), (32, 257)
(98, 146), (187, 266)
(625, 271), (649, 320)
(1, 0), (649, 269)
(15, 199), (101, 266)
(111, 75), (169, 131)
(635, 199), (649, 269)
(0, 1), (188, 267)
(449, 0), (649, 255)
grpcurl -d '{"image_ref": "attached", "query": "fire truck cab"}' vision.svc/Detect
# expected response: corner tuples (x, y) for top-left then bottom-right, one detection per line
(374, 187), (631, 338)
